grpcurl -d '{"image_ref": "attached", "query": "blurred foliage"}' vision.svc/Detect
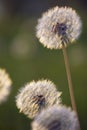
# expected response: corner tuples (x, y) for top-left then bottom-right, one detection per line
(0, 1), (87, 130)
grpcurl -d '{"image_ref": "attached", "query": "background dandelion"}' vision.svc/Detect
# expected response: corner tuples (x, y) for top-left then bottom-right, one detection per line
(32, 105), (79, 130)
(16, 79), (62, 118)
(0, 68), (12, 104)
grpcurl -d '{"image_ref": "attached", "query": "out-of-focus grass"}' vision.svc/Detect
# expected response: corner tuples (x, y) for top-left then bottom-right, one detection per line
(0, 15), (87, 130)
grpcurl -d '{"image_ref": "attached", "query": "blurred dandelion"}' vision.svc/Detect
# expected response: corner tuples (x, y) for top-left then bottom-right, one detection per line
(69, 46), (86, 66)
(0, 68), (12, 104)
(16, 79), (62, 119)
(32, 105), (79, 130)
(10, 33), (37, 59)
(36, 6), (82, 128)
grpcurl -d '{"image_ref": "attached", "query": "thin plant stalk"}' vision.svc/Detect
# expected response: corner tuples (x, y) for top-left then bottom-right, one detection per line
(62, 45), (81, 130)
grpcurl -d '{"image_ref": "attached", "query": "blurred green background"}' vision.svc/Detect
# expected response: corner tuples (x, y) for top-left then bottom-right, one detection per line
(0, 0), (87, 130)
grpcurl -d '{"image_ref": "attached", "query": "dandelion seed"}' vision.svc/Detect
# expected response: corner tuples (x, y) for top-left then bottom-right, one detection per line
(16, 79), (62, 119)
(32, 105), (79, 130)
(0, 68), (12, 104)
(36, 6), (82, 49)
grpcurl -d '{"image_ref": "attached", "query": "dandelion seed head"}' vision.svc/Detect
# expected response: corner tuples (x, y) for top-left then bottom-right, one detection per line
(0, 68), (12, 104)
(36, 6), (82, 49)
(32, 105), (79, 130)
(16, 79), (62, 118)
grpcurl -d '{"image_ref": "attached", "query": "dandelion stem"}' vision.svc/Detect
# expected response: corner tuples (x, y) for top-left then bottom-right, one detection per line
(62, 45), (76, 110)
(62, 45), (81, 130)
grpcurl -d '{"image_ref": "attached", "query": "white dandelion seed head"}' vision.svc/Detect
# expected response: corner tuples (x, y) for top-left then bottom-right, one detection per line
(32, 105), (79, 130)
(0, 68), (12, 104)
(36, 6), (82, 49)
(16, 79), (62, 119)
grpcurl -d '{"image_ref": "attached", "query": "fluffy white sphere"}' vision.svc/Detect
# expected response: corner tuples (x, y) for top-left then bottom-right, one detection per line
(16, 79), (62, 118)
(36, 6), (82, 49)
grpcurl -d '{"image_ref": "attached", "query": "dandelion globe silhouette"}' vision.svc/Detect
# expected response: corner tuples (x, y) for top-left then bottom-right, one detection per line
(0, 68), (12, 104)
(32, 105), (79, 130)
(16, 79), (62, 118)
